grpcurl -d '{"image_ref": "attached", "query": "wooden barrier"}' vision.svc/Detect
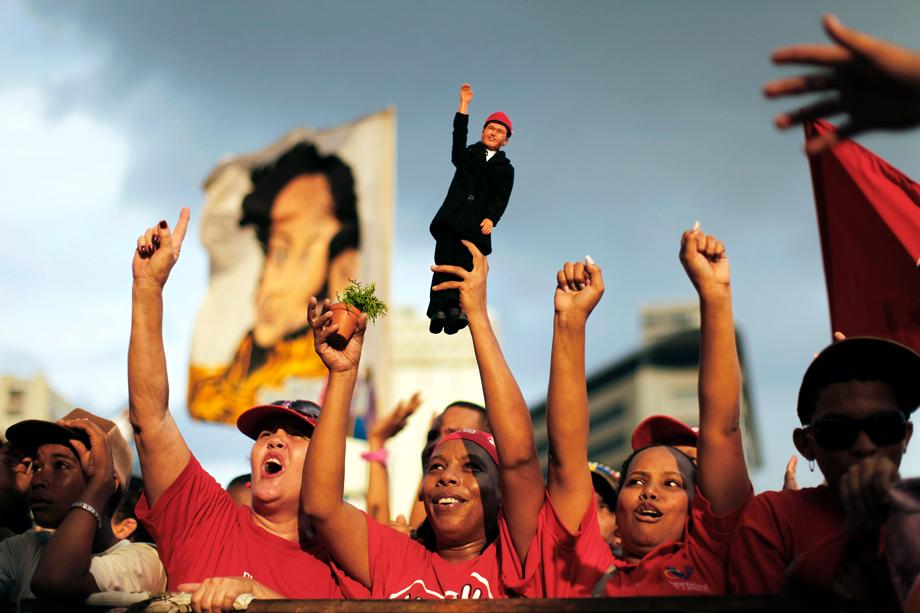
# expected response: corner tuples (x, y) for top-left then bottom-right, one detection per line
(13, 595), (813, 612)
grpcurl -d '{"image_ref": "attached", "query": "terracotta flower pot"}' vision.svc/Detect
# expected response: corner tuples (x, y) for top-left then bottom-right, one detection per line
(327, 303), (359, 350)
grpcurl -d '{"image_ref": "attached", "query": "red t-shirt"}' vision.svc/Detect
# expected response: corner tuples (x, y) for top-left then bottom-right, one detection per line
(136, 455), (350, 598)
(537, 487), (749, 597)
(727, 485), (849, 595)
(336, 510), (540, 599)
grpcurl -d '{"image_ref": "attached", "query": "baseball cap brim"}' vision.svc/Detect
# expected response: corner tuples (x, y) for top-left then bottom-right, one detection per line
(631, 415), (699, 451)
(5, 420), (89, 454)
(797, 337), (920, 423)
(236, 403), (319, 441)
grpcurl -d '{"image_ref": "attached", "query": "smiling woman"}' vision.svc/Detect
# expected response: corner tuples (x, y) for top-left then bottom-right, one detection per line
(301, 240), (545, 600)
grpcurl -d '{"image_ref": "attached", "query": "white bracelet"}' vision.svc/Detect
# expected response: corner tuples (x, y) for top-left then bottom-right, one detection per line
(70, 502), (102, 530)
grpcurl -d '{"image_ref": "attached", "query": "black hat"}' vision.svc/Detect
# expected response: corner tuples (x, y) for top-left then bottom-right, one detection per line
(797, 337), (920, 425)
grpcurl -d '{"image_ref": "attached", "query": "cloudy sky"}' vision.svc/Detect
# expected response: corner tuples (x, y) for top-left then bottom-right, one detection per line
(3, 0), (919, 494)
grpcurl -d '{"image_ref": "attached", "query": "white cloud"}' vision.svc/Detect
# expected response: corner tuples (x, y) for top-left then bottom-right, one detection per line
(0, 85), (130, 407)
(0, 86), (128, 221)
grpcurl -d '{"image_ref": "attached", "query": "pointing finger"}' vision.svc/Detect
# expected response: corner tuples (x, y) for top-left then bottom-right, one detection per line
(171, 207), (191, 251)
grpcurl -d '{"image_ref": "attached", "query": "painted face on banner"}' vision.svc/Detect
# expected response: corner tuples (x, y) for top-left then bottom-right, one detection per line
(253, 174), (342, 348)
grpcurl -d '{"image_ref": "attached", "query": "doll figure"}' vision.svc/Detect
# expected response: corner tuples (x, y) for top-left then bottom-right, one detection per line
(428, 83), (514, 334)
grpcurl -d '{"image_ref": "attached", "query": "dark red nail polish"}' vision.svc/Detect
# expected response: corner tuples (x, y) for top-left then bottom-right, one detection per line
(159, 220), (167, 229)
(152, 234), (160, 246)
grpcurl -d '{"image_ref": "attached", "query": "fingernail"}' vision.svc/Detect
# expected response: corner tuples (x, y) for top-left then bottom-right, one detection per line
(140, 246), (148, 256)
(692, 221), (700, 231)
(152, 234), (160, 246)
(585, 255), (595, 266)
(159, 220), (167, 229)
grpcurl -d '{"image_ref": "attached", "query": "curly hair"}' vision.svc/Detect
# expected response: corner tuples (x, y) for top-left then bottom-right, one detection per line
(239, 142), (360, 264)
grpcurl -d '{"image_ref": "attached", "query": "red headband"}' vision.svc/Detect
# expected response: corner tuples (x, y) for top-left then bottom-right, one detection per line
(434, 429), (499, 466)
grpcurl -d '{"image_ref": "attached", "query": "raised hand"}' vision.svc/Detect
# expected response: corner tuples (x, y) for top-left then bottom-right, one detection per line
(133, 208), (191, 289)
(369, 392), (422, 447)
(307, 297), (367, 373)
(458, 83), (474, 115)
(431, 240), (489, 320)
(387, 514), (412, 536)
(764, 14), (920, 155)
(680, 223), (730, 300)
(59, 418), (116, 500)
(459, 83), (474, 104)
(783, 455), (800, 491)
(839, 455), (900, 530)
(554, 256), (605, 323)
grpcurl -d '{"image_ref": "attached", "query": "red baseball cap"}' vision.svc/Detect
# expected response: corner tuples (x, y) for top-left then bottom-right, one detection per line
(631, 415), (699, 451)
(484, 112), (512, 136)
(236, 400), (320, 440)
(434, 429), (499, 466)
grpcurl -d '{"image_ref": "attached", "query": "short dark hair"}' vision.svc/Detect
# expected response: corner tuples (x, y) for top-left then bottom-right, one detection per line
(240, 142), (360, 264)
(227, 473), (251, 490)
(591, 473), (618, 509)
(113, 476), (153, 543)
(421, 402), (491, 464)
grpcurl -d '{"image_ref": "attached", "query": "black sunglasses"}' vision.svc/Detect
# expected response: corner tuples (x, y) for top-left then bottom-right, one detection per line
(807, 410), (908, 451)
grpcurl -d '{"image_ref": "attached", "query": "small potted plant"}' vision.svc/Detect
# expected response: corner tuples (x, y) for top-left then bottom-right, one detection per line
(327, 280), (389, 349)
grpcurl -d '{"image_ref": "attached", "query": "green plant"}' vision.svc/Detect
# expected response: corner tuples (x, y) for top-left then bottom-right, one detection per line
(338, 280), (389, 323)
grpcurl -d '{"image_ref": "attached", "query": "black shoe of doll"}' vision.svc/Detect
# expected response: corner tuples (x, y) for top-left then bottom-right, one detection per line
(429, 311), (447, 334)
(444, 308), (467, 335)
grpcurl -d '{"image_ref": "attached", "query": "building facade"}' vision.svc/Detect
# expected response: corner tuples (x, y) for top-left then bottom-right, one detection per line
(0, 374), (71, 439)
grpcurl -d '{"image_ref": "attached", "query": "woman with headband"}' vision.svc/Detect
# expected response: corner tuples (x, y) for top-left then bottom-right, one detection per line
(301, 240), (543, 599)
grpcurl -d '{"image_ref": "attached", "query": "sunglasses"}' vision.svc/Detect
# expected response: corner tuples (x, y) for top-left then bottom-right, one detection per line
(807, 410), (908, 451)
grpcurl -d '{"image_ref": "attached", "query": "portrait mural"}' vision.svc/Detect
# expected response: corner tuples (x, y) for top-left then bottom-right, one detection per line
(188, 109), (394, 425)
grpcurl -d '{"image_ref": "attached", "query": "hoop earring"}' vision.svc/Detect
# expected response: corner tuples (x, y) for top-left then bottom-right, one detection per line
(808, 459), (815, 473)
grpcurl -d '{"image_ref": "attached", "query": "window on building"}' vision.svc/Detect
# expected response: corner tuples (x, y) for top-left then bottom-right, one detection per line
(7, 388), (24, 416)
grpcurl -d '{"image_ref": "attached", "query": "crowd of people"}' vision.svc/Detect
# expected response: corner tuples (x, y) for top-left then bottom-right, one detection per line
(2, 15), (920, 613)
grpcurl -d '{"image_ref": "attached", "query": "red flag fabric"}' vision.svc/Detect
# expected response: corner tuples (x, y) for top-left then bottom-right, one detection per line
(806, 120), (920, 353)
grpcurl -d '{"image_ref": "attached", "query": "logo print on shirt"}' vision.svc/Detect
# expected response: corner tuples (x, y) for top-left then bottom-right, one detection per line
(663, 565), (710, 593)
(664, 566), (694, 580)
(389, 572), (494, 600)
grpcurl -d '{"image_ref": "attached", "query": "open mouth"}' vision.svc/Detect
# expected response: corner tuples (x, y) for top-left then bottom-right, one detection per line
(262, 454), (285, 477)
(635, 504), (663, 521)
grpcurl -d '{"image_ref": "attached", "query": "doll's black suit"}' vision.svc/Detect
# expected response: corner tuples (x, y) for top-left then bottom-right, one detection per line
(427, 112), (514, 328)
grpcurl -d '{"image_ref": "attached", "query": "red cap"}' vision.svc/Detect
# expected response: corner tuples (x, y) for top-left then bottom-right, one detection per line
(434, 429), (499, 466)
(484, 112), (512, 136)
(631, 415), (699, 451)
(237, 400), (320, 440)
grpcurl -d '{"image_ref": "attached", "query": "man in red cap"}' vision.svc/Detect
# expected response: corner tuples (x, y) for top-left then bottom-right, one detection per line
(428, 83), (514, 334)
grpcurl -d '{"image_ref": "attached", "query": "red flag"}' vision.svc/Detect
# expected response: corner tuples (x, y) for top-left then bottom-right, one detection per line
(806, 120), (920, 353)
